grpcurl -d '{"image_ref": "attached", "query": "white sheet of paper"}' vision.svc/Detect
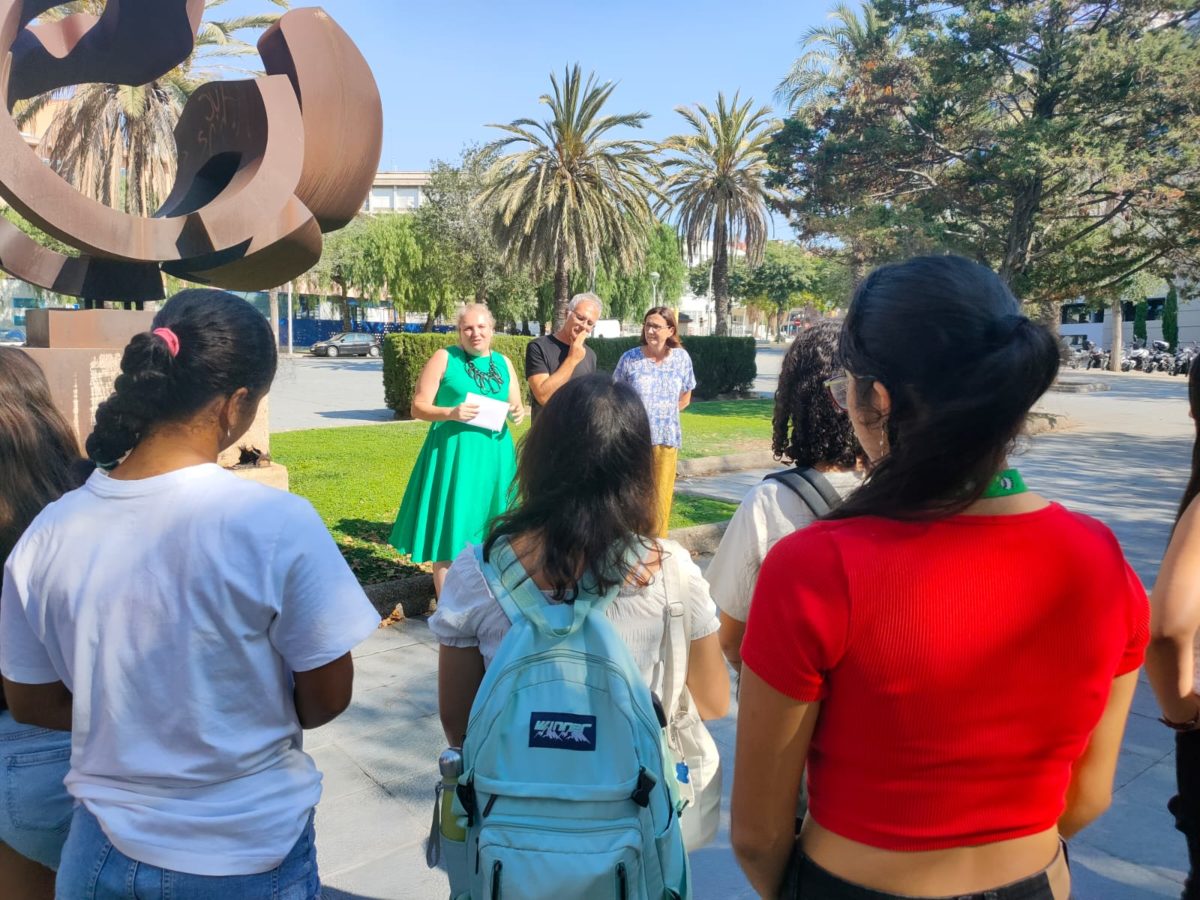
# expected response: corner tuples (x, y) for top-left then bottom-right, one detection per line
(463, 392), (509, 432)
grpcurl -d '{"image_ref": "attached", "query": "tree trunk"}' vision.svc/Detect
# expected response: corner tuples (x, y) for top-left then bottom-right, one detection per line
(1109, 296), (1123, 372)
(998, 177), (1045, 290)
(553, 249), (570, 333)
(339, 285), (352, 331)
(267, 288), (279, 348)
(712, 217), (730, 337)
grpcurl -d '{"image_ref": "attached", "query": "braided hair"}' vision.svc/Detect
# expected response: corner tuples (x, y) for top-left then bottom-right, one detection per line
(87, 289), (277, 468)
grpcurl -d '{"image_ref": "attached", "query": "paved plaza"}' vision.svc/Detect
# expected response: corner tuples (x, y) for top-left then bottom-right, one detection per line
(287, 362), (1199, 898)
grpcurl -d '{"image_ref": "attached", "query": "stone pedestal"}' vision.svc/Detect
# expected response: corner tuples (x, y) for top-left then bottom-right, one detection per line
(21, 308), (288, 491)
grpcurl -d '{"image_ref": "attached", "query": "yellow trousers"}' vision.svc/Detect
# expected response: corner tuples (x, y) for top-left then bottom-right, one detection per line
(651, 445), (678, 539)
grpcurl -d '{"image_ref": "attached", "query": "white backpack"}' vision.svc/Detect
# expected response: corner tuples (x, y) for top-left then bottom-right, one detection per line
(658, 545), (723, 850)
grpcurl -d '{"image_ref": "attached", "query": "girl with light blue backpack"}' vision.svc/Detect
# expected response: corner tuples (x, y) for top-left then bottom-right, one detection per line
(431, 374), (730, 899)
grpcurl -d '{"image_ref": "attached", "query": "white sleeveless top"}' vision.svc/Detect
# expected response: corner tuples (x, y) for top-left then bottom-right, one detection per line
(429, 539), (719, 685)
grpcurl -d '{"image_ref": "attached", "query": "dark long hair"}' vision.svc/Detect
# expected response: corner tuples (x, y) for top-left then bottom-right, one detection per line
(772, 320), (864, 469)
(485, 373), (657, 602)
(0, 349), (90, 564)
(640, 306), (682, 350)
(87, 289), (277, 468)
(1176, 362), (1200, 525)
(828, 255), (1059, 521)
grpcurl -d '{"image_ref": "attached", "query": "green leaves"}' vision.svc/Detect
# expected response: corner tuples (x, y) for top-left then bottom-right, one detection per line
(769, 0), (1200, 306)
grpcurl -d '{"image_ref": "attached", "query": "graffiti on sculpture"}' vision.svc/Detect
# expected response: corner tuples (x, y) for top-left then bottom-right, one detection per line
(0, 1), (383, 303)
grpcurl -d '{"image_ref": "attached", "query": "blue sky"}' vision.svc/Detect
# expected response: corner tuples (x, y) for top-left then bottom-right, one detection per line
(219, 0), (834, 171)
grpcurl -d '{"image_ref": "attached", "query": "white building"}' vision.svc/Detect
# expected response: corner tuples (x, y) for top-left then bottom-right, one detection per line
(1059, 276), (1200, 350)
(362, 171), (429, 214)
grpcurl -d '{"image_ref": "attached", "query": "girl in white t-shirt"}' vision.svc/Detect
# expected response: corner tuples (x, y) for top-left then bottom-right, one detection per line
(706, 321), (865, 674)
(434, 373), (730, 749)
(0, 290), (380, 899)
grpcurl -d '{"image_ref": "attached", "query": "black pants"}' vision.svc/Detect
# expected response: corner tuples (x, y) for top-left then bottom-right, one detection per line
(781, 847), (1065, 900)
(1171, 729), (1200, 899)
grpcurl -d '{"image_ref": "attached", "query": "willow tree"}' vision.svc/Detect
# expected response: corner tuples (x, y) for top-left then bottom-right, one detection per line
(660, 93), (777, 336)
(481, 64), (661, 330)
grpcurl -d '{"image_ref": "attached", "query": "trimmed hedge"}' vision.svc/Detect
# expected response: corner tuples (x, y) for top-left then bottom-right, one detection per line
(589, 336), (758, 400)
(383, 333), (534, 418)
(383, 333), (758, 415)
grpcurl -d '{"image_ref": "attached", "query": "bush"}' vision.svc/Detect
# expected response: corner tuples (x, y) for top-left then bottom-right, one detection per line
(589, 335), (757, 400)
(383, 333), (534, 417)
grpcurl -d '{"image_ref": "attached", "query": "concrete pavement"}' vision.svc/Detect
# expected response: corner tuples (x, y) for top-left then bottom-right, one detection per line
(270, 355), (393, 433)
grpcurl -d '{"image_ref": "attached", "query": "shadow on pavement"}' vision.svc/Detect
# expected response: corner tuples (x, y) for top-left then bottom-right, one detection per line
(1019, 430), (1190, 584)
(317, 409), (396, 422)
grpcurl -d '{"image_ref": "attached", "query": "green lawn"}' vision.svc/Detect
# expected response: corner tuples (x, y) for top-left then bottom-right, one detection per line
(679, 398), (772, 459)
(272, 398), (759, 584)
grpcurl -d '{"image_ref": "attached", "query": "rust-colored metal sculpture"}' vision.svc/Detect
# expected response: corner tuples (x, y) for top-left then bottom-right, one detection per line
(0, 1), (382, 302)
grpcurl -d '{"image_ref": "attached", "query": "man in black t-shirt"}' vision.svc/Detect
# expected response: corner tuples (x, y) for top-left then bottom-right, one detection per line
(525, 292), (601, 420)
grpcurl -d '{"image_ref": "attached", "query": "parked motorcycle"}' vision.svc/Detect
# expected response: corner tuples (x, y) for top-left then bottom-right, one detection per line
(1123, 342), (1150, 372)
(1087, 346), (1110, 370)
(1173, 342), (1199, 377)
(1147, 339), (1173, 373)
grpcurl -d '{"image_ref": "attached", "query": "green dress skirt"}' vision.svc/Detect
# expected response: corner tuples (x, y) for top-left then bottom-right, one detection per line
(389, 345), (517, 563)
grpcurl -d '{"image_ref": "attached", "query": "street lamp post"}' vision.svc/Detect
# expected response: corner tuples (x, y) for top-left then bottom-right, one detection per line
(650, 271), (660, 307)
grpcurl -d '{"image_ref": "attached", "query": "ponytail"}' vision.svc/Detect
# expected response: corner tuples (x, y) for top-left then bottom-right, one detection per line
(828, 256), (1060, 521)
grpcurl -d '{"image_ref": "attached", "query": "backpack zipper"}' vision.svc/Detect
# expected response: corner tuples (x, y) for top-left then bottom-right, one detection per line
(617, 862), (628, 900)
(491, 860), (502, 899)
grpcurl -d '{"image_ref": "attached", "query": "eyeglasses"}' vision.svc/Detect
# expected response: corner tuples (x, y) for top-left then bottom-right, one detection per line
(644, 322), (672, 333)
(572, 312), (596, 328)
(824, 374), (851, 411)
(825, 372), (874, 411)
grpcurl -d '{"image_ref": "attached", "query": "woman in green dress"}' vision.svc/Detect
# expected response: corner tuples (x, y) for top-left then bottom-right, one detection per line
(389, 304), (525, 595)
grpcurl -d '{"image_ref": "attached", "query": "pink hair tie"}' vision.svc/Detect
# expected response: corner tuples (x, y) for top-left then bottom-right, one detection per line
(153, 327), (180, 358)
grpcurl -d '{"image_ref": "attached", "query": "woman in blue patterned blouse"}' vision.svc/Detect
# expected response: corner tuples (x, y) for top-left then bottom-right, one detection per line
(613, 306), (696, 537)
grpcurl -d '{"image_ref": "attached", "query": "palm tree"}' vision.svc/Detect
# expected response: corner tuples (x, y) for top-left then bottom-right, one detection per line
(660, 93), (776, 337)
(14, 0), (288, 217)
(481, 64), (661, 330)
(775, 1), (897, 115)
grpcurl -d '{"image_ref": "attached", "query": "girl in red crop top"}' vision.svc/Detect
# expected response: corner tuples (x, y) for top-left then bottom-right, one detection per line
(731, 256), (1148, 900)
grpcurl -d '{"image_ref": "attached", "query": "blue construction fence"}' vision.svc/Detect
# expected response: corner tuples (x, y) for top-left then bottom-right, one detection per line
(277, 318), (455, 348)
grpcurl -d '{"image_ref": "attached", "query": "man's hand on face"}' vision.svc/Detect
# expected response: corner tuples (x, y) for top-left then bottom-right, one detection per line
(568, 324), (588, 361)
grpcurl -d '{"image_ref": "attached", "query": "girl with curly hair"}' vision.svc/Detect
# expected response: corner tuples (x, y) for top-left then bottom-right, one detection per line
(706, 320), (865, 672)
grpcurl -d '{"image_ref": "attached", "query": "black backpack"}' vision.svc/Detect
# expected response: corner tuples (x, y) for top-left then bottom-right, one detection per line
(761, 467), (842, 518)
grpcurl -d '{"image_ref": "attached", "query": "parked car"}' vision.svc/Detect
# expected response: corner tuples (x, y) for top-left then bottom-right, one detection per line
(310, 332), (380, 358)
(0, 327), (25, 346)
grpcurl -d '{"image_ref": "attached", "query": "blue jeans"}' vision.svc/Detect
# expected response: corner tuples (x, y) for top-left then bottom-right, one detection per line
(56, 805), (320, 899)
(0, 710), (72, 869)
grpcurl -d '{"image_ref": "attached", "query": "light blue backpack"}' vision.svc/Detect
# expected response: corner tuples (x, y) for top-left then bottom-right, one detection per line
(450, 537), (691, 900)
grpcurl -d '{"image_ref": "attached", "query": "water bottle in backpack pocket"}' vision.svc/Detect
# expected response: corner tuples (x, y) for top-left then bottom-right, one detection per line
(451, 539), (690, 899)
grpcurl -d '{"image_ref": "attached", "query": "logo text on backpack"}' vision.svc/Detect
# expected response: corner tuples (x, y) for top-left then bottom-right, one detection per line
(528, 712), (598, 751)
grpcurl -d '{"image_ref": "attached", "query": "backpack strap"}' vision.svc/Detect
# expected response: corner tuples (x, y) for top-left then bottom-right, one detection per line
(660, 544), (692, 723)
(474, 538), (624, 638)
(762, 467), (841, 518)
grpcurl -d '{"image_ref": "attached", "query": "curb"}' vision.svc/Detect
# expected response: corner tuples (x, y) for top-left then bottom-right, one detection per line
(1027, 411), (1072, 435)
(1049, 381), (1110, 394)
(677, 450), (781, 478)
